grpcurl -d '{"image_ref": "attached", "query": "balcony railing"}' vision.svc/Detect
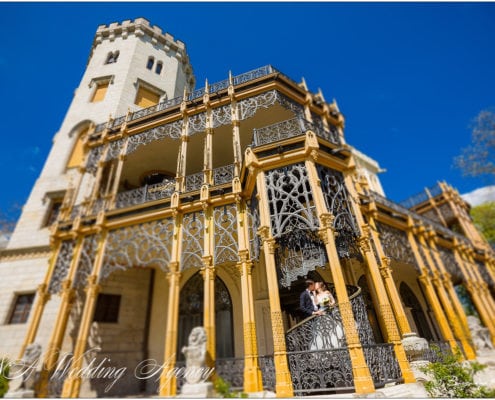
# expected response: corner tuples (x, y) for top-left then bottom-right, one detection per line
(114, 180), (176, 209)
(89, 66), (280, 141)
(252, 117), (341, 148)
(400, 183), (443, 209)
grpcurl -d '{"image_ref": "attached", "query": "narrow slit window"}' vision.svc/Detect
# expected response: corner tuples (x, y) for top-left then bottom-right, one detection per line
(105, 51), (119, 64)
(91, 81), (109, 102)
(8, 293), (35, 324)
(155, 61), (163, 75)
(146, 57), (154, 70)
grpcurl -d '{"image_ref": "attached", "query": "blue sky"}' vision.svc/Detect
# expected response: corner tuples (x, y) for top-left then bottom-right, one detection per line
(1, 2), (494, 219)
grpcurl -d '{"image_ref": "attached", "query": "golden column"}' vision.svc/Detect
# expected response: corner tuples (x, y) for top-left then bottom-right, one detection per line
(236, 198), (263, 392)
(60, 230), (108, 398)
(464, 248), (495, 319)
(415, 229), (476, 359)
(37, 235), (87, 397)
(344, 174), (414, 382)
(425, 232), (476, 350)
(256, 170), (293, 398)
(18, 238), (62, 358)
(453, 242), (495, 340)
(304, 160), (374, 394)
(406, 225), (460, 352)
(159, 211), (183, 397)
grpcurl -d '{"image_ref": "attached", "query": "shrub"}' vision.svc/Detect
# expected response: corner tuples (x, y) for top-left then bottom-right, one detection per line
(214, 376), (247, 398)
(420, 349), (495, 398)
(0, 358), (10, 398)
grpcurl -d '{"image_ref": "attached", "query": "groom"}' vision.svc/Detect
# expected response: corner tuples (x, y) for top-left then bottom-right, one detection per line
(300, 279), (323, 318)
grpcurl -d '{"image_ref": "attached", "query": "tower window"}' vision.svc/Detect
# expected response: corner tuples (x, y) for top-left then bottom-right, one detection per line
(146, 57), (154, 70)
(135, 86), (160, 108)
(90, 81), (109, 103)
(94, 294), (121, 323)
(44, 197), (64, 227)
(67, 127), (89, 169)
(8, 293), (35, 324)
(155, 61), (163, 75)
(105, 51), (119, 64)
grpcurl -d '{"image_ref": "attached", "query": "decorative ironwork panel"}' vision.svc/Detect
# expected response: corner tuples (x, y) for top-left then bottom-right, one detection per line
(146, 180), (176, 202)
(258, 355), (275, 391)
(188, 112), (207, 135)
(406, 340), (453, 363)
(126, 120), (183, 156)
(109, 115), (125, 129)
(184, 171), (204, 192)
(94, 122), (107, 133)
(130, 103), (160, 121)
(276, 230), (327, 288)
(422, 208), (442, 224)
(233, 65), (275, 86)
(316, 165), (362, 259)
(247, 193), (261, 262)
(477, 261), (495, 290)
(438, 246), (463, 282)
(181, 211), (205, 270)
(438, 203), (455, 222)
(216, 358), (244, 390)
(86, 146), (103, 174)
(351, 292), (377, 346)
(211, 104), (232, 128)
(69, 204), (81, 220)
(104, 139), (124, 162)
(362, 344), (402, 386)
(311, 112), (340, 145)
(213, 164), (234, 186)
(115, 186), (147, 209)
(188, 87), (205, 101)
(239, 90), (279, 120)
(288, 348), (354, 394)
(209, 79), (229, 94)
(48, 240), (75, 294)
(376, 222), (418, 269)
(101, 218), (174, 279)
(91, 198), (105, 215)
(253, 117), (309, 147)
(265, 163), (319, 237)
(74, 235), (99, 289)
(214, 204), (239, 265)
(416, 240), (433, 272)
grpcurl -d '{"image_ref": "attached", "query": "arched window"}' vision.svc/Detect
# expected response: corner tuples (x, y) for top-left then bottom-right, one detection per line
(177, 272), (234, 360)
(400, 282), (435, 340)
(146, 56), (154, 70)
(155, 61), (163, 75)
(67, 126), (89, 169)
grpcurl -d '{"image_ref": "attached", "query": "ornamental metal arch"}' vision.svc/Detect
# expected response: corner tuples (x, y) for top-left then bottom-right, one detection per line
(74, 234), (99, 289)
(181, 211), (205, 270)
(100, 218), (175, 280)
(48, 240), (76, 294)
(375, 221), (418, 270)
(213, 204), (239, 265)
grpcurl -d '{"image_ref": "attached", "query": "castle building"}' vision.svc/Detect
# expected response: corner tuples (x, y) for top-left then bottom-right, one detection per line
(1, 18), (494, 398)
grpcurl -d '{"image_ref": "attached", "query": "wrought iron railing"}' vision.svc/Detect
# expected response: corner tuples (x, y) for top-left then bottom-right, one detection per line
(363, 343), (402, 387)
(400, 183), (443, 209)
(258, 355), (275, 391)
(215, 358), (244, 390)
(252, 117), (341, 148)
(405, 340), (453, 363)
(114, 180), (175, 209)
(184, 171), (204, 193)
(213, 164), (235, 186)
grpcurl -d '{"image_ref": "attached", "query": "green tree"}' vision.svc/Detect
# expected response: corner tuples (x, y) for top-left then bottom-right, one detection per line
(454, 110), (495, 180)
(470, 201), (495, 248)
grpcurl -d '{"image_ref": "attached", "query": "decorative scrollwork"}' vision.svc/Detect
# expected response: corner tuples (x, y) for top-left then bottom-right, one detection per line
(376, 222), (418, 269)
(213, 164), (234, 186)
(85, 147), (103, 174)
(74, 235), (99, 289)
(252, 118), (310, 147)
(211, 105), (232, 128)
(188, 112), (207, 136)
(438, 246), (463, 282)
(104, 139), (125, 162)
(181, 211), (205, 270)
(317, 165), (362, 260)
(362, 344), (402, 386)
(265, 163), (319, 237)
(100, 218), (174, 279)
(48, 240), (75, 294)
(184, 172), (204, 192)
(214, 204), (239, 265)
(247, 192), (261, 262)
(126, 120), (183, 156)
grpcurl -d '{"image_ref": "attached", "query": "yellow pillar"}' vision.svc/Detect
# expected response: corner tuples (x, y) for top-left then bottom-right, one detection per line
(406, 228), (460, 352)
(237, 196), (262, 392)
(256, 170), (293, 398)
(37, 236), (88, 397)
(304, 160), (374, 394)
(159, 210), (183, 397)
(415, 231), (476, 359)
(18, 238), (63, 358)
(61, 230), (108, 398)
(201, 261), (216, 371)
(159, 266), (182, 396)
(464, 248), (495, 319)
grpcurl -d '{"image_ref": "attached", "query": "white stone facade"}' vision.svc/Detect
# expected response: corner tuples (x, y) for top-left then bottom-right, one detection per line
(0, 17), (194, 366)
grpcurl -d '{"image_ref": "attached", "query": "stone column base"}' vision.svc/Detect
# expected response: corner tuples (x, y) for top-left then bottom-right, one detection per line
(178, 382), (215, 398)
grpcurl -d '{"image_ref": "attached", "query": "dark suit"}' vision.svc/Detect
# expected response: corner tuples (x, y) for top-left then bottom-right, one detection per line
(300, 289), (316, 318)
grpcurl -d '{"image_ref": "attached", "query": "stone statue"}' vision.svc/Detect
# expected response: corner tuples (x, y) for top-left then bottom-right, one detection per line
(179, 327), (214, 398)
(181, 326), (207, 384)
(467, 315), (494, 351)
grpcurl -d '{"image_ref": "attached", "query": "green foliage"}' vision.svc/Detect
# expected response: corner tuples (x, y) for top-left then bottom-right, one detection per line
(420, 349), (495, 398)
(471, 201), (495, 247)
(0, 358), (10, 398)
(214, 376), (247, 398)
(454, 109), (495, 180)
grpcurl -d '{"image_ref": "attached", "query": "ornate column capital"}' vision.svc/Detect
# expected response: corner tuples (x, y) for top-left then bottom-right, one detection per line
(358, 235), (372, 253)
(37, 283), (51, 304)
(379, 258), (392, 279)
(319, 213), (335, 230)
(257, 226), (271, 242)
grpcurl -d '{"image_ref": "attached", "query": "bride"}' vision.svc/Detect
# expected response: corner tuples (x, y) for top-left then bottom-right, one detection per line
(309, 281), (344, 350)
